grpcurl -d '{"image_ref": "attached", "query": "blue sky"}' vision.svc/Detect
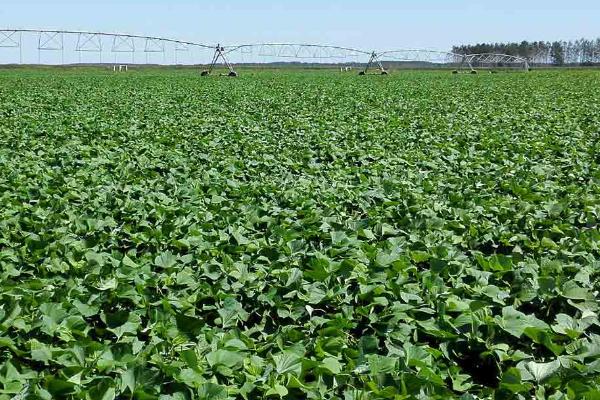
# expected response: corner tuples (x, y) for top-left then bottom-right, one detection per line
(1, 0), (598, 50)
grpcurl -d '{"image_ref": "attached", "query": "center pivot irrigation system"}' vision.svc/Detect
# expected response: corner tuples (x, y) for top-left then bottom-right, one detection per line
(0, 29), (530, 75)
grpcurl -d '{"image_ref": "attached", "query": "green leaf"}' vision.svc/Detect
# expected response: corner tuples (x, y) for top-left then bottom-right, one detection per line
(85, 251), (105, 266)
(497, 306), (549, 338)
(67, 372), (83, 386)
(501, 367), (533, 394)
(30, 339), (52, 364)
(217, 297), (249, 328)
(154, 252), (177, 269)
(101, 388), (116, 400)
(541, 237), (559, 250)
(206, 349), (244, 368)
(181, 350), (200, 371)
(120, 368), (136, 393)
(122, 255), (139, 268)
(232, 230), (250, 245)
(39, 303), (67, 336)
(526, 360), (561, 383)
(320, 357), (342, 374)
(562, 280), (593, 301)
(265, 384), (288, 398)
(410, 250), (430, 263)
(198, 382), (228, 400)
(96, 278), (118, 291)
(367, 355), (397, 375)
(272, 352), (302, 376)
(552, 313), (584, 339)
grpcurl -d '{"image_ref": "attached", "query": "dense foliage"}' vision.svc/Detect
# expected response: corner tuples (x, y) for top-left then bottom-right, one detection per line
(1, 68), (600, 399)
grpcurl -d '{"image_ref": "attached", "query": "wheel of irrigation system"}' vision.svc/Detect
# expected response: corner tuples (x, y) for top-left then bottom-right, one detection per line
(201, 70), (210, 76)
(228, 71), (238, 77)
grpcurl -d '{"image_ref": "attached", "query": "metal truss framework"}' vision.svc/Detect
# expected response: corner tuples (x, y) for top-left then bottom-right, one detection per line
(0, 29), (530, 75)
(460, 53), (530, 71)
(222, 43), (384, 74)
(223, 43), (370, 59)
(0, 29), (214, 66)
(0, 30), (22, 63)
(378, 49), (462, 64)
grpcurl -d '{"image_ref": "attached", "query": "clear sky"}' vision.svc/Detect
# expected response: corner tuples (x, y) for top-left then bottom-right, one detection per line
(1, 0), (598, 51)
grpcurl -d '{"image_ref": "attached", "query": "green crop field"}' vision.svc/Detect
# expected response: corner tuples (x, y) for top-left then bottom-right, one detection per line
(1, 68), (600, 399)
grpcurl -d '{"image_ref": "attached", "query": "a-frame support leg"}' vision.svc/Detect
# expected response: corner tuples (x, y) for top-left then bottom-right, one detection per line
(454, 56), (477, 74)
(201, 45), (238, 77)
(359, 51), (388, 75)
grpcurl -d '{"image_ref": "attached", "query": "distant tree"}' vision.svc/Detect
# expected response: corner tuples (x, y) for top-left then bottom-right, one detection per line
(582, 38), (594, 64)
(518, 41), (530, 59)
(550, 41), (565, 65)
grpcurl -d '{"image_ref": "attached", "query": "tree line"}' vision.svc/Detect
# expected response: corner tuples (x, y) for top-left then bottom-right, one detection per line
(452, 39), (600, 65)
